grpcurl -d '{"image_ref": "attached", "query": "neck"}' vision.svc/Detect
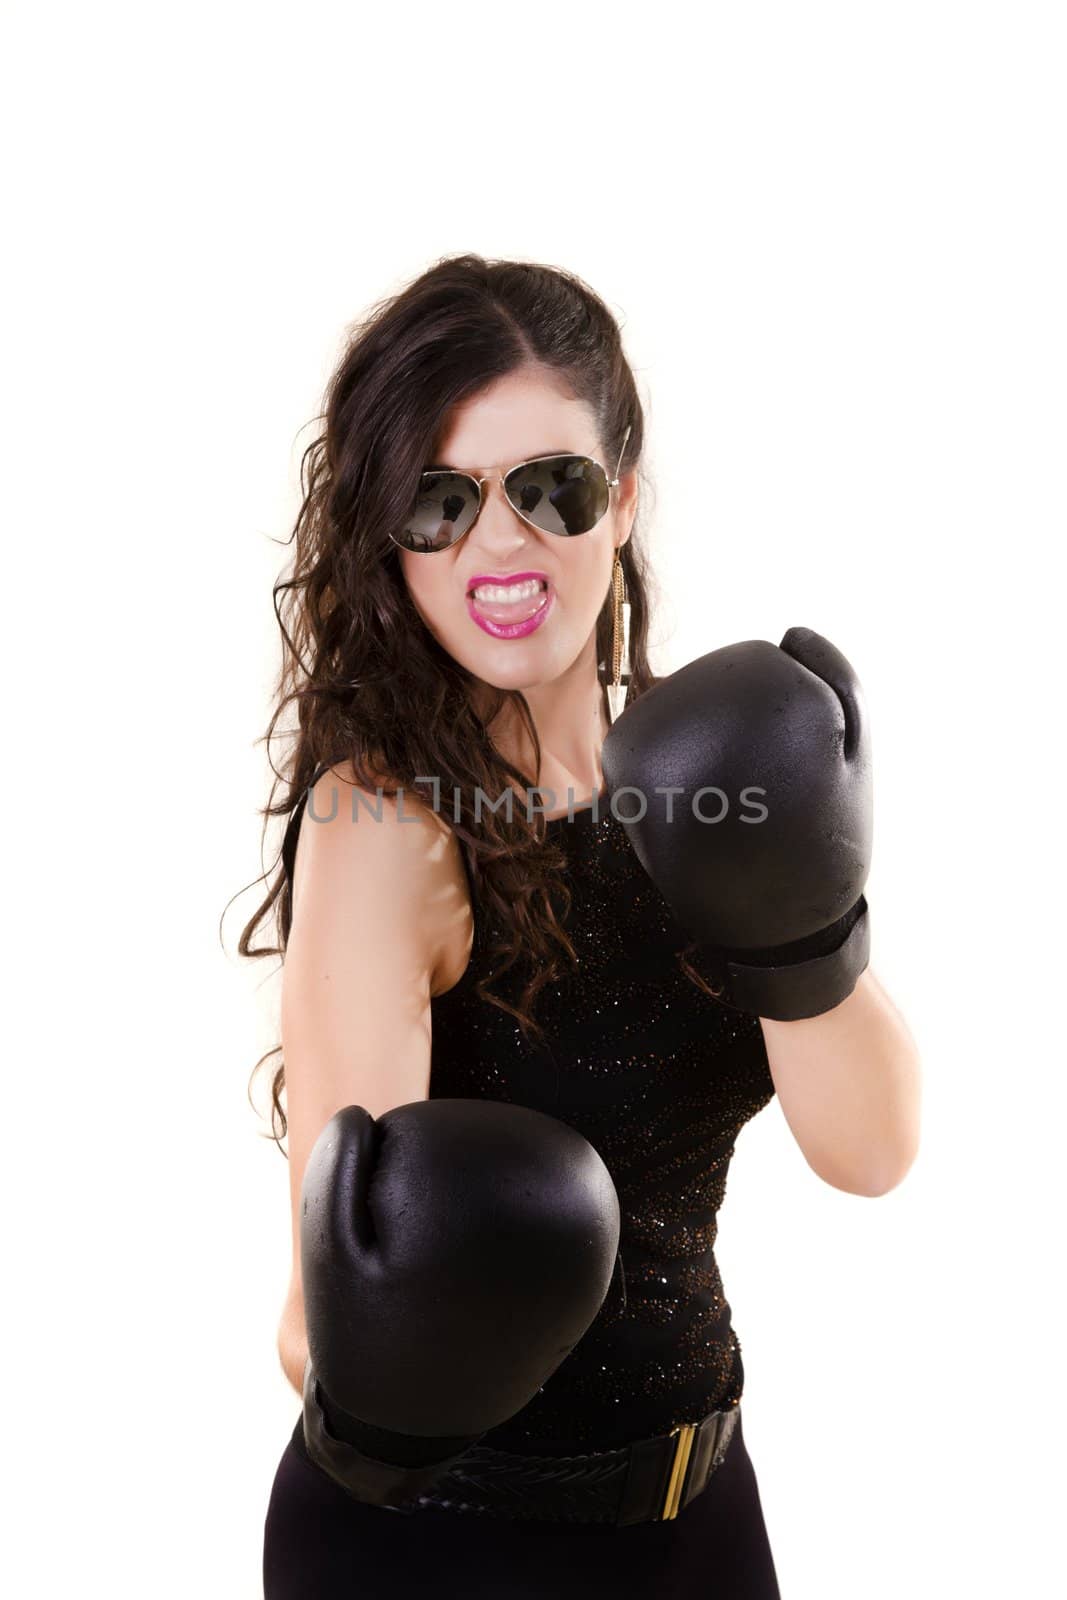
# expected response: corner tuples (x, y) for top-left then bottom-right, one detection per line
(475, 636), (610, 811)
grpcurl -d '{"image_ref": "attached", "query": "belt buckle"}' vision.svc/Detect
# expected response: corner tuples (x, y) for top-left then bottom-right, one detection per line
(660, 1421), (698, 1520)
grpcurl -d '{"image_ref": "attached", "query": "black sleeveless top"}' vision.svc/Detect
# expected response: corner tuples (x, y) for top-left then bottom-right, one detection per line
(432, 794), (776, 1456)
(282, 774), (777, 1458)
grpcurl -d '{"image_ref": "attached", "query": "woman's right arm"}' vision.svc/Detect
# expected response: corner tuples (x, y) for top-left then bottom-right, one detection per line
(275, 764), (455, 1395)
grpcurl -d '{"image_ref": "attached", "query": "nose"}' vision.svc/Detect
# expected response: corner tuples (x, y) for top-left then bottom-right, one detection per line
(467, 474), (536, 559)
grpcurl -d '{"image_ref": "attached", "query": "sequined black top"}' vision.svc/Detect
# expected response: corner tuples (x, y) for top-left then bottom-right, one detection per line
(428, 795), (777, 1457)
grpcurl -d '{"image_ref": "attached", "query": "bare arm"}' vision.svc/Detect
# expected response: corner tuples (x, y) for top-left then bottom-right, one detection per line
(759, 966), (922, 1197)
(278, 1277), (309, 1397)
(275, 765), (465, 1395)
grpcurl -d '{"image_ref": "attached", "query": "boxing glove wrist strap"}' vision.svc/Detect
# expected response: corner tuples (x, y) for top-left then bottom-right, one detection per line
(693, 895), (871, 1021)
(301, 1357), (487, 1506)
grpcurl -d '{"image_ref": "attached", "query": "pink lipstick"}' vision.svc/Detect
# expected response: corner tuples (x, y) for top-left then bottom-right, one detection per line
(466, 571), (554, 640)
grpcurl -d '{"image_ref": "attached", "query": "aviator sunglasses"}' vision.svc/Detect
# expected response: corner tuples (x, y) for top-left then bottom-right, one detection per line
(390, 424), (632, 554)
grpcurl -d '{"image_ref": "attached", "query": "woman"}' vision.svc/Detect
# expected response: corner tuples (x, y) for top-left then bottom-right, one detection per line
(246, 253), (921, 1597)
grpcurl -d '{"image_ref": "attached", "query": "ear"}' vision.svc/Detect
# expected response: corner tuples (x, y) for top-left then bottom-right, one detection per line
(614, 467), (639, 547)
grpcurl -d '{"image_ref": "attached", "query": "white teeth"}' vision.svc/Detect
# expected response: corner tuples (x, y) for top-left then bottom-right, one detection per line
(470, 579), (545, 605)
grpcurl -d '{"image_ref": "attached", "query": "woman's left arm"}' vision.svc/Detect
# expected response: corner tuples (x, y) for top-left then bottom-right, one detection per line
(758, 967), (922, 1197)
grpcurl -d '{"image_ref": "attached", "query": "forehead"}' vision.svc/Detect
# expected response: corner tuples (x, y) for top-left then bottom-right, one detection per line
(431, 376), (599, 471)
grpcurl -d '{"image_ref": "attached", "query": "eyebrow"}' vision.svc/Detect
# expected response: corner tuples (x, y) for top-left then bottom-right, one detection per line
(425, 447), (585, 472)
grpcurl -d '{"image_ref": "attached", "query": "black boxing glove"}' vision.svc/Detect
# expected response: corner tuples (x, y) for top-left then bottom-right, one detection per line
(601, 626), (873, 1020)
(300, 1097), (621, 1506)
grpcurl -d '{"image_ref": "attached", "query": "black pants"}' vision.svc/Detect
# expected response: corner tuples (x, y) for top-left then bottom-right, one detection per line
(263, 1409), (781, 1598)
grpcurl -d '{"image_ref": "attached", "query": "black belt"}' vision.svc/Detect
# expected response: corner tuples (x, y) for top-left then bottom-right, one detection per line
(386, 1406), (740, 1527)
(296, 1362), (740, 1527)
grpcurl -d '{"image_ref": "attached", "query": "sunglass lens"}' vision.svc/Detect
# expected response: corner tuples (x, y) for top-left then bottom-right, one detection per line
(398, 472), (480, 552)
(504, 456), (609, 537)
(396, 455), (610, 551)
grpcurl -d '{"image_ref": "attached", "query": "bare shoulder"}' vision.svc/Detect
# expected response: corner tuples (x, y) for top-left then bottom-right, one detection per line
(291, 757), (473, 996)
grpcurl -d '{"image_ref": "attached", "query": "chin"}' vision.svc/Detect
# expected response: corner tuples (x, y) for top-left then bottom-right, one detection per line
(459, 640), (555, 688)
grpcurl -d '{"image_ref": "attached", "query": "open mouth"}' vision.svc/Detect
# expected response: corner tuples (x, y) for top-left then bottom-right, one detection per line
(467, 577), (549, 616)
(466, 578), (553, 638)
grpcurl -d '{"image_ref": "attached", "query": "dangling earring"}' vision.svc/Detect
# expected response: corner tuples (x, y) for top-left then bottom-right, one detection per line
(607, 552), (631, 724)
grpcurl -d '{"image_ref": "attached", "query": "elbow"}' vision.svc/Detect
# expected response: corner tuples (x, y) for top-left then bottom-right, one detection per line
(278, 1329), (309, 1398)
(816, 1141), (919, 1198)
(277, 1295), (310, 1398)
(844, 1168), (908, 1199)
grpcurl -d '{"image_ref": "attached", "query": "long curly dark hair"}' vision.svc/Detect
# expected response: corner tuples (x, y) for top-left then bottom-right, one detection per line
(233, 252), (670, 1154)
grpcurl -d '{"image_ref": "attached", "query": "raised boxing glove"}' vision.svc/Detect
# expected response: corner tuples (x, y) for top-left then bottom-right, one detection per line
(601, 626), (873, 1020)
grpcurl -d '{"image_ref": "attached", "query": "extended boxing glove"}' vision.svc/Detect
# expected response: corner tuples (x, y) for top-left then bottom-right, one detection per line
(600, 626), (873, 1020)
(300, 1097), (622, 1506)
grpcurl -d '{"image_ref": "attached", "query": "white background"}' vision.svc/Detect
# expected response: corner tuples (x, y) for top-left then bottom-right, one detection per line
(4, 2), (1063, 1595)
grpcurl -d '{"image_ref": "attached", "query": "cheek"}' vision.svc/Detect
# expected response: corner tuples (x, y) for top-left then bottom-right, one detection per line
(566, 549), (613, 615)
